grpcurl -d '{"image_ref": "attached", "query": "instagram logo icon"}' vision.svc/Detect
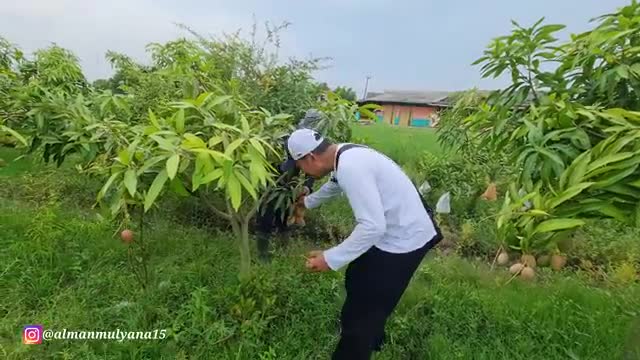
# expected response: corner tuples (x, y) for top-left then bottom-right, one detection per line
(23, 325), (43, 345)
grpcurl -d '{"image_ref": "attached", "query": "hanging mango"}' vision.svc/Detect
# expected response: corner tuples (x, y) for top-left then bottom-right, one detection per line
(481, 182), (497, 201)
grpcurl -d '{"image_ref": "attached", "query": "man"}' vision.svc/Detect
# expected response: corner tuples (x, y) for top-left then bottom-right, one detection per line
(282, 128), (442, 359)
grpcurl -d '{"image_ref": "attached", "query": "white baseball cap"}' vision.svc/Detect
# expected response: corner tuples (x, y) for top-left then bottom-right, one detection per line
(281, 128), (324, 171)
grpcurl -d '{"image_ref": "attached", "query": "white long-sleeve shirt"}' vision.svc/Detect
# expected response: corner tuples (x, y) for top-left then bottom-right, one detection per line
(303, 145), (438, 270)
(304, 175), (342, 208)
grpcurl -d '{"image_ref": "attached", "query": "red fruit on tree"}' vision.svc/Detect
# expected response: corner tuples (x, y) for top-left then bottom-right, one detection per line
(120, 229), (134, 243)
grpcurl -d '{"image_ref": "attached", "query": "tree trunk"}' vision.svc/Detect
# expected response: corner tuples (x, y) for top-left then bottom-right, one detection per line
(239, 219), (251, 279)
(231, 216), (251, 280)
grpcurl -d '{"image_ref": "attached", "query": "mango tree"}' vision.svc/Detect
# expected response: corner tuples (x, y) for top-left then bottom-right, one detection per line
(97, 91), (290, 279)
(460, 3), (640, 275)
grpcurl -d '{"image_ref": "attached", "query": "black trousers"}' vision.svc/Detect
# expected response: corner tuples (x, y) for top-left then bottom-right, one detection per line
(332, 236), (438, 360)
(255, 201), (288, 259)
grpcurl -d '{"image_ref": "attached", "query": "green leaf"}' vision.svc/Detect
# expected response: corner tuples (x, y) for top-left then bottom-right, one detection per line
(524, 120), (542, 145)
(602, 131), (640, 157)
(603, 183), (640, 198)
(586, 152), (635, 176)
(118, 149), (131, 166)
(169, 177), (190, 197)
(615, 65), (630, 80)
(547, 182), (594, 209)
(272, 114), (292, 121)
(635, 201), (640, 227)
(109, 190), (125, 216)
(194, 92), (213, 107)
(533, 218), (585, 234)
(1, 126), (28, 146)
(629, 178), (640, 188)
(210, 95), (233, 107)
(521, 153), (539, 187)
(539, 24), (565, 35)
(150, 135), (176, 151)
(195, 152), (214, 176)
(124, 169), (137, 197)
(97, 171), (121, 202)
(249, 159), (267, 187)
(591, 165), (639, 189)
(591, 133), (620, 157)
(236, 171), (257, 200)
(212, 122), (242, 133)
(148, 109), (161, 129)
(208, 136), (222, 148)
(190, 148), (230, 164)
(127, 138), (141, 158)
(182, 133), (207, 149)
(144, 170), (168, 212)
(516, 148), (536, 167)
(221, 159), (234, 185)
(240, 115), (250, 134)
(560, 151), (591, 190)
(535, 147), (565, 168)
(587, 153), (640, 178)
(249, 138), (266, 157)
(175, 109), (185, 134)
(138, 155), (168, 175)
(257, 138), (278, 155)
(206, 149), (230, 163)
(166, 154), (180, 180)
(200, 169), (224, 185)
(526, 209), (550, 217)
(192, 173), (203, 192)
(225, 138), (245, 156)
(570, 130), (591, 151)
(597, 203), (629, 223)
(227, 173), (242, 211)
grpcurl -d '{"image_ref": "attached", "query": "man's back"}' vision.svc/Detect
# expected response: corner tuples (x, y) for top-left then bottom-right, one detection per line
(324, 145), (438, 270)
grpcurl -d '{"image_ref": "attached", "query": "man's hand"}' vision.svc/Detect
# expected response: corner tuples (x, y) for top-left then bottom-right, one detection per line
(305, 250), (330, 272)
(296, 186), (310, 207)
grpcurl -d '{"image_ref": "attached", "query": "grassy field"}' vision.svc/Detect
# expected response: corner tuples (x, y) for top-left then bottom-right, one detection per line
(352, 123), (441, 165)
(2, 130), (640, 359)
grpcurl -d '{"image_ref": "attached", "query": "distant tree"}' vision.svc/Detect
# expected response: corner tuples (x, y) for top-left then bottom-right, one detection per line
(334, 86), (356, 102)
(91, 70), (126, 94)
(92, 78), (110, 90)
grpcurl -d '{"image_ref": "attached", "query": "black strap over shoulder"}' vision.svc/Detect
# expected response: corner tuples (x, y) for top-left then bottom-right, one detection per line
(332, 143), (442, 242)
(330, 143), (364, 183)
(335, 143), (365, 169)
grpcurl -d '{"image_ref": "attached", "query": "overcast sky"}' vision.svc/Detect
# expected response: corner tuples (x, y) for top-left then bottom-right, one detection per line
(0, 0), (630, 95)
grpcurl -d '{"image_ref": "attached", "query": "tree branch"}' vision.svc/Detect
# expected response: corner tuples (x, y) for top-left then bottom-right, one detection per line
(198, 192), (232, 220)
(526, 54), (540, 101)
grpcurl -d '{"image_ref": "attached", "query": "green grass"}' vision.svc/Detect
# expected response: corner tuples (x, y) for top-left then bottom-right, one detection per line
(0, 147), (44, 177)
(2, 125), (640, 359)
(2, 198), (639, 359)
(352, 123), (441, 165)
(2, 146), (640, 359)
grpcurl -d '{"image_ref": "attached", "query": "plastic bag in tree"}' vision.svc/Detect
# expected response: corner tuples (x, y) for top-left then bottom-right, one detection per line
(436, 192), (451, 214)
(418, 180), (432, 195)
(518, 188), (532, 210)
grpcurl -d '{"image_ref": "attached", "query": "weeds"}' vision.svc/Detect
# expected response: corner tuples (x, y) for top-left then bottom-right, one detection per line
(1, 126), (640, 359)
(1, 198), (639, 359)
